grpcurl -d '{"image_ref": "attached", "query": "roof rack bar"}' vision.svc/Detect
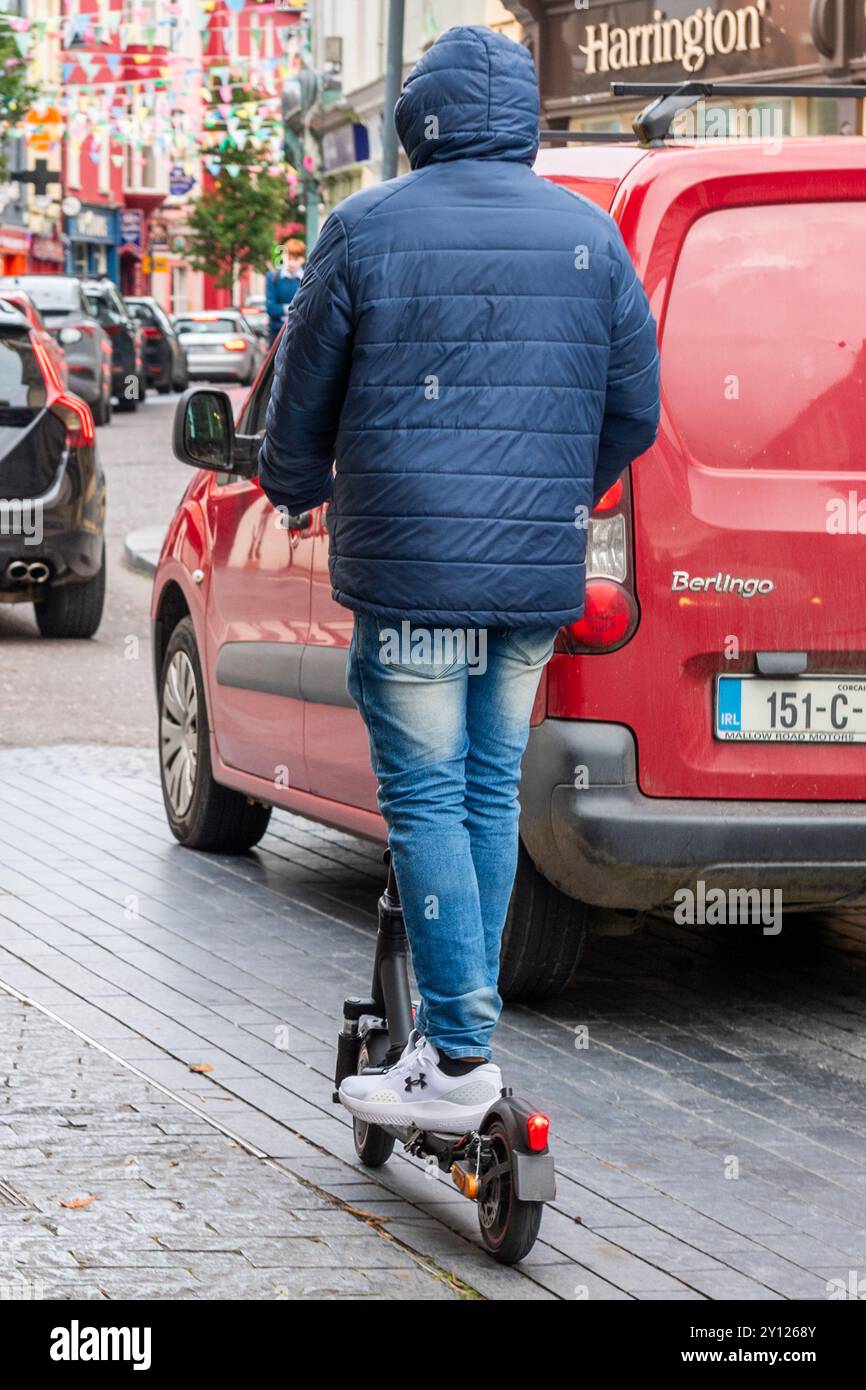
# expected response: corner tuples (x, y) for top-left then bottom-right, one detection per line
(539, 130), (638, 143)
(612, 82), (865, 98)
(614, 80), (866, 145)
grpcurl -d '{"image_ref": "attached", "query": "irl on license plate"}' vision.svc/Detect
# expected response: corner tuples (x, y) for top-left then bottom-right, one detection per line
(715, 675), (866, 743)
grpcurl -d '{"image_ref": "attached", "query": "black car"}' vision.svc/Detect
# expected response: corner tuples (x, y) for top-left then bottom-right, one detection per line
(82, 278), (146, 413)
(0, 302), (106, 638)
(126, 296), (189, 394)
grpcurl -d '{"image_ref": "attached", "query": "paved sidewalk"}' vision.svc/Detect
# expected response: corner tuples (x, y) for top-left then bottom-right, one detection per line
(0, 988), (467, 1300)
(1, 745), (866, 1300)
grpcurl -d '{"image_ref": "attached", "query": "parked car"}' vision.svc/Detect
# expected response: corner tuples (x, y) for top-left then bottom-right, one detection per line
(241, 296), (269, 340)
(0, 289), (69, 388)
(83, 278), (145, 413)
(173, 310), (263, 385)
(126, 296), (189, 395)
(152, 135), (866, 1000)
(0, 300), (105, 638)
(0, 274), (112, 426)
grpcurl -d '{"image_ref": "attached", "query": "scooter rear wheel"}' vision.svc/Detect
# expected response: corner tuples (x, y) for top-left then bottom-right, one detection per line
(352, 1030), (395, 1168)
(477, 1120), (543, 1264)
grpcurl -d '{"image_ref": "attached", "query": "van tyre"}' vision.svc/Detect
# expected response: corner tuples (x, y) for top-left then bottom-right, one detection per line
(499, 841), (587, 1001)
(34, 547), (106, 639)
(159, 616), (272, 853)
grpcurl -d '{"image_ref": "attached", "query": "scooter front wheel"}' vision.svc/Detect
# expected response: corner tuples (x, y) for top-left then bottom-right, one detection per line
(477, 1119), (543, 1264)
(353, 1030), (395, 1168)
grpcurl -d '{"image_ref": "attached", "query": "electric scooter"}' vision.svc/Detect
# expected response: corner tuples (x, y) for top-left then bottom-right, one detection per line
(333, 851), (555, 1264)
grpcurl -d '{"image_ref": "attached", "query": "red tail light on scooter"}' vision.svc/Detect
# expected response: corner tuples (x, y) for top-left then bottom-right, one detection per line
(555, 471), (639, 654)
(526, 1112), (550, 1152)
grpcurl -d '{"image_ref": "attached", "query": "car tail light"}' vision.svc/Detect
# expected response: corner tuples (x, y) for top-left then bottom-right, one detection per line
(50, 394), (95, 447)
(32, 340), (95, 447)
(222, 337), (246, 351)
(142, 326), (160, 339)
(526, 1113), (550, 1152)
(555, 471), (639, 654)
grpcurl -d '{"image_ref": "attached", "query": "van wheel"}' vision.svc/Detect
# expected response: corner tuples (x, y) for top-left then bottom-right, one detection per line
(34, 548), (105, 639)
(499, 841), (587, 1001)
(159, 616), (272, 852)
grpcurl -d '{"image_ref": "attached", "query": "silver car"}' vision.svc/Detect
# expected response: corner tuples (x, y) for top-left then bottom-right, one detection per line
(0, 274), (113, 425)
(173, 310), (263, 386)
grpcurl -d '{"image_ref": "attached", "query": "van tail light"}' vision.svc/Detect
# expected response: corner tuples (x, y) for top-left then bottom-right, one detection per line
(555, 470), (639, 654)
(32, 340), (95, 447)
(222, 337), (246, 351)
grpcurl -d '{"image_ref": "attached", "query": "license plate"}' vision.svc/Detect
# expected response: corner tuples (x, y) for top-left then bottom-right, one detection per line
(715, 675), (866, 743)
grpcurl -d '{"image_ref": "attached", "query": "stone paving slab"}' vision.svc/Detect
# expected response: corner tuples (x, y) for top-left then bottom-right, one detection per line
(1, 746), (866, 1300)
(0, 989), (467, 1301)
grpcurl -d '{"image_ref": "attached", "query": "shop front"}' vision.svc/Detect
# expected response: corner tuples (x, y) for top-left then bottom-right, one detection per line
(29, 232), (66, 274)
(506, 0), (866, 135)
(65, 205), (119, 281)
(0, 224), (31, 277)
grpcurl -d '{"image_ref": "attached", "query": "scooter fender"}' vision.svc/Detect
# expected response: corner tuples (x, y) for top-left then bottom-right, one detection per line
(481, 1096), (556, 1203)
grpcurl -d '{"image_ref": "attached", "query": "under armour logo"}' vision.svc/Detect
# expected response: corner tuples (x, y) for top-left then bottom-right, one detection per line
(404, 1073), (427, 1092)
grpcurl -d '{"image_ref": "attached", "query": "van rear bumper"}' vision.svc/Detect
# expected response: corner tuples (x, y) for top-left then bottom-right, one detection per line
(521, 720), (866, 912)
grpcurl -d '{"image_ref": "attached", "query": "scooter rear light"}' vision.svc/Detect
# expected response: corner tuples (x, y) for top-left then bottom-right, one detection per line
(526, 1113), (550, 1152)
(142, 325), (160, 338)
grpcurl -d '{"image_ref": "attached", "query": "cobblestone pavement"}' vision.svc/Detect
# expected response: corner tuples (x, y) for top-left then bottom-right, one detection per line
(1, 745), (866, 1301)
(0, 989), (467, 1300)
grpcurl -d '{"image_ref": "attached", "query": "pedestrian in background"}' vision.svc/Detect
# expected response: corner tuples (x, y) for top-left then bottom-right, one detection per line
(266, 237), (305, 344)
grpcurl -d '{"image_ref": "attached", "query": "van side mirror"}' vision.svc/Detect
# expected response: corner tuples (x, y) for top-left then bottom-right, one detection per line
(173, 387), (244, 473)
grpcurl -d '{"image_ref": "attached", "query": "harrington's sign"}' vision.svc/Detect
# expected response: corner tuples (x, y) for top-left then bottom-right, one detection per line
(579, 0), (767, 75)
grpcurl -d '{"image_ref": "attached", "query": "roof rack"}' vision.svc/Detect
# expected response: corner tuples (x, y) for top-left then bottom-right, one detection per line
(539, 80), (866, 148)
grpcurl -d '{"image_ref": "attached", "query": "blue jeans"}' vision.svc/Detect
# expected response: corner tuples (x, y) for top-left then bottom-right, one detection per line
(346, 616), (559, 1060)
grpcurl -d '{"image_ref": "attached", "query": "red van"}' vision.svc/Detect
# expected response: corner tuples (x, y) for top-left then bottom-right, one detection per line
(153, 133), (866, 1000)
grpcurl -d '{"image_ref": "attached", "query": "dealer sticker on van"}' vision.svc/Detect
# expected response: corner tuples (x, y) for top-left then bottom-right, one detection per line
(715, 675), (866, 743)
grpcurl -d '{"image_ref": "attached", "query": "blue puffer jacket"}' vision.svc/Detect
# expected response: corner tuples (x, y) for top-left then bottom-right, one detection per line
(259, 25), (660, 628)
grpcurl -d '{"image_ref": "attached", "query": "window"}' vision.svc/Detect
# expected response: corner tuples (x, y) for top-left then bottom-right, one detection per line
(662, 201), (866, 472)
(175, 316), (240, 335)
(0, 333), (47, 411)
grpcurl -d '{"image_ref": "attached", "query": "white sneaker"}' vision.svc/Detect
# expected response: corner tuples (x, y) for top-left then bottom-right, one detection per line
(339, 1036), (502, 1135)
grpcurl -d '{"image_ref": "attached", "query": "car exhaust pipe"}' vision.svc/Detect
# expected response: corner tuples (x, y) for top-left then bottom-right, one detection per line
(27, 561), (50, 583)
(5, 560), (29, 582)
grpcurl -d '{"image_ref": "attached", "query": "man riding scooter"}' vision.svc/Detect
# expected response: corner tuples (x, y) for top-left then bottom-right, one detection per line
(259, 26), (660, 1134)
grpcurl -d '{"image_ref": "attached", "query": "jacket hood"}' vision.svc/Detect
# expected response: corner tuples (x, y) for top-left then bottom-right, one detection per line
(394, 26), (540, 171)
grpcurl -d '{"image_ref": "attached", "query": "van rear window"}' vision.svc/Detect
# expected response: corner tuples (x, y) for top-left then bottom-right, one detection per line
(662, 202), (866, 471)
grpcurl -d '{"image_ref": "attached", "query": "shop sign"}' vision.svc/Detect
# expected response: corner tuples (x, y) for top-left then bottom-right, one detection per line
(0, 225), (31, 253)
(579, 0), (767, 76)
(31, 236), (64, 263)
(119, 210), (144, 246)
(530, 0), (837, 100)
(67, 206), (114, 243)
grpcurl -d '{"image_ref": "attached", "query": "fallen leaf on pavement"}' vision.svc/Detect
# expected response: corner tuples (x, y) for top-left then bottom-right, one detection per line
(60, 1193), (95, 1210)
(188, 1063), (214, 1073)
